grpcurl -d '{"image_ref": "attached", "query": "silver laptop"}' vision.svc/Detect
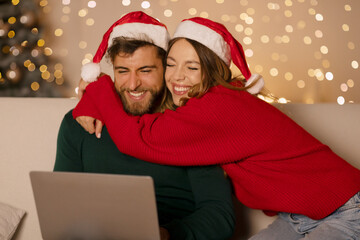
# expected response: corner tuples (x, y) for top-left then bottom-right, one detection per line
(30, 171), (160, 240)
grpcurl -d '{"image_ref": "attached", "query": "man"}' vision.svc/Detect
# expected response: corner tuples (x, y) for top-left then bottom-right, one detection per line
(54, 12), (235, 240)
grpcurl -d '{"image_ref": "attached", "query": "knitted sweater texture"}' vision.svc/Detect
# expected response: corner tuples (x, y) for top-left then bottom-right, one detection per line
(73, 75), (360, 220)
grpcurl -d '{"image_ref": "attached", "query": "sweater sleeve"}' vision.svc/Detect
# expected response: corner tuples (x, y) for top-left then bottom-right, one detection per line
(163, 166), (235, 240)
(73, 75), (324, 167)
(54, 110), (85, 172)
(72, 83), (103, 122)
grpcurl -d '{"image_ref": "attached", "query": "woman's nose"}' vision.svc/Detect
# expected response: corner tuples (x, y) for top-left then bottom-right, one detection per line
(173, 66), (185, 81)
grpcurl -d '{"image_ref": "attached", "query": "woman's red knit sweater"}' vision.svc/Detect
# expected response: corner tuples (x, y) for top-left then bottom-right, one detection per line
(73, 75), (360, 220)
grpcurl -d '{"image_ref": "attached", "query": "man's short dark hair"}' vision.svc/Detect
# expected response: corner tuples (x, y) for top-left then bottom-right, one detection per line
(106, 37), (166, 66)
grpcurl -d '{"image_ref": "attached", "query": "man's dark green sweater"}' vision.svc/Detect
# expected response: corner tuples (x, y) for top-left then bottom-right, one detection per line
(54, 111), (235, 239)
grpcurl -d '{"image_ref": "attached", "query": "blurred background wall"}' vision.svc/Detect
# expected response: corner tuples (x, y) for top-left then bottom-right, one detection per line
(0, 0), (359, 104)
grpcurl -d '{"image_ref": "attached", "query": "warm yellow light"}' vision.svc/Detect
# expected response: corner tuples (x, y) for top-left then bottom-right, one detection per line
(44, 47), (53, 56)
(122, 0), (131, 6)
(271, 53), (280, 61)
(39, 0), (48, 7)
(8, 17), (16, 24)
(285, 25), (293, 33)
(39, 65), (47, 72)
(37, 39), (45, 47)
(55, 63), (64, 70)
(254, 65), (263, 73)
(340, 83), (348, 92)
(260, 35), (269, 43)
(303, 36), (312, 45)
(31, 82), (40, 91)
(62, 6), (71, 14)
(344, 4), (352, 11)
(8, 30), (15, 38)
(297, 80), (305, 88)
(285, 72), (293, 81)
(86, 18), (95, 26)
(337, 96), (345, 105)
(31, 28), (39, 34)
(284, 10), (292, 17)
(79, 41), (87, 49)
(28, 63), (36, 72)
(88, 0), (96, 8)
(243, 37), (252, 45)
(78, 9), (88, 17)
(24, 60), (31, 67)
(320, 45), (328, 54)
(41, 71), (50, 80)
(297, 21), (306, 29)
(221, 14), (230, 22)
(347, 42), (355, 50)
(270, 68), (279, 76)
(351, 60), (359, 69)
(322, 60), (330, 68)
(235, 24), (244, 32)
(54, 70), (63, 78)
(199, 12), (209, 18)
(244, 27), (253, 36)
(342, 24), (349, 32)
(55, 29), (63, 37)
(188, 8), (197, 15)
(56, 78), (65, 85)
(164, 9), (172, 17)
(347, 79), (354, 88)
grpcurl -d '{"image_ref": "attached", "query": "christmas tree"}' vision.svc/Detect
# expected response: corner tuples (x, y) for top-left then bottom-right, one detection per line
(0, 0), (66, 97)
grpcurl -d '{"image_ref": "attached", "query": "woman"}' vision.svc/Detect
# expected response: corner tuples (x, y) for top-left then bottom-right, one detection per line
(74, 17), (360, 239)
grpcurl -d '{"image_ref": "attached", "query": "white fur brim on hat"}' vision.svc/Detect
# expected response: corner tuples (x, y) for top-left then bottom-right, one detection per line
(109, 22), (170, 51)
(173, 20), (231, 65)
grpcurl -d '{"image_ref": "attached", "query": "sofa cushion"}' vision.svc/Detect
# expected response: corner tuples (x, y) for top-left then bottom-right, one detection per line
(0, 202), (26, 240)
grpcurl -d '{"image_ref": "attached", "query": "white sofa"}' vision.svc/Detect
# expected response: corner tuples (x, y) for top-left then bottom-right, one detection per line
(1, 97), (359, 240)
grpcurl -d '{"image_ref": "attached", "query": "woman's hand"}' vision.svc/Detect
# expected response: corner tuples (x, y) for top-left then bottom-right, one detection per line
(76, 116), (103, 138)
(159, 227), (170, 240)
(77, 78), (90, 99)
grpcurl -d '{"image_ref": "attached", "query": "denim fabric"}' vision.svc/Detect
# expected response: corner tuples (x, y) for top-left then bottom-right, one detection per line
(249, 192), (360, 240)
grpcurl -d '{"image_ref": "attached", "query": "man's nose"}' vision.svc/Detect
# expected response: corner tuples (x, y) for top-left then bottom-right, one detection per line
(128, 72), (141, 90)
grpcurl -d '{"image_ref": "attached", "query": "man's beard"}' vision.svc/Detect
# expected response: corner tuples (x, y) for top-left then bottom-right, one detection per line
(117, 88), (162, 116)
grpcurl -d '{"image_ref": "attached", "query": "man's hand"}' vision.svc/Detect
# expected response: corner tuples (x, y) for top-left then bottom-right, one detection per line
(77, 78), (90, 99)
(159, 227), (170, 240)
(76, 116), (103, 138)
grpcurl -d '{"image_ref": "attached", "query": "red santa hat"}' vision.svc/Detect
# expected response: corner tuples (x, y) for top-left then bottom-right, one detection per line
(81, 11), (170, 82)
(173, 17), (264, 94)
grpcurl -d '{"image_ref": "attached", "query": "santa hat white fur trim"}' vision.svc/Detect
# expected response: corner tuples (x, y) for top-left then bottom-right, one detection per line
(81, 62), (101, 83)
(109, 23), (170, 51)
(173, 21), (231, 65)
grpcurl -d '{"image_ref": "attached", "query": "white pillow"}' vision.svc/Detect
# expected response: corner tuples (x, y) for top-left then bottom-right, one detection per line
(0, 202), (26, 240)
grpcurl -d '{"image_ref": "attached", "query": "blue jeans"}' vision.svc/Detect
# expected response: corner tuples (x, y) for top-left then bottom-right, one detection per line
(249, 192), (360, 240)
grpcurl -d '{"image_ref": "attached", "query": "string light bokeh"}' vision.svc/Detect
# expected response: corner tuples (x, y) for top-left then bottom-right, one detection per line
(28, 0), (360, 104)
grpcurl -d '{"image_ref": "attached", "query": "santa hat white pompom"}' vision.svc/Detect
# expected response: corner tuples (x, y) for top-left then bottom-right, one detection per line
(81, 62), (101, 83)
(245, 73), (265, 95)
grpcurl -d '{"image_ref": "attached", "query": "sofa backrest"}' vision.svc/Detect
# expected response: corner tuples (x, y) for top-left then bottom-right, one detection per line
(1, 98), (359, 239)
